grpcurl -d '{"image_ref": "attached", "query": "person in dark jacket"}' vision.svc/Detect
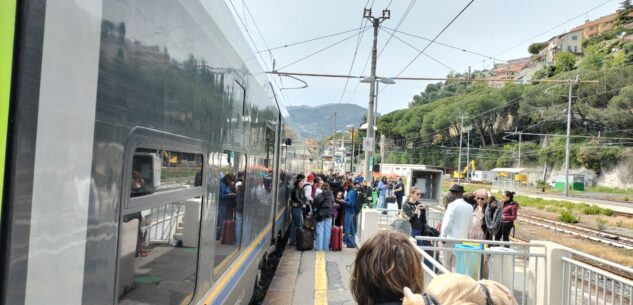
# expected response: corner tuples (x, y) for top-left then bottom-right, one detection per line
(485, 195), (502, 240)
(314, 183), (334, 251)
(393, 177), (405, 210)
(342, 181), (358, 248)
(496, 191), (518, 243)
(289, 177), (306, 245)
(402, 186), (427, 238)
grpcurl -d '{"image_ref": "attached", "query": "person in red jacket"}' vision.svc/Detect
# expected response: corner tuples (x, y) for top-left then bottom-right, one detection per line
(495, 191), (518, 243)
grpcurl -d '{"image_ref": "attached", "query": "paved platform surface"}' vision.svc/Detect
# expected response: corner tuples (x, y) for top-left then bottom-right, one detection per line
(262, 246), (358, 305)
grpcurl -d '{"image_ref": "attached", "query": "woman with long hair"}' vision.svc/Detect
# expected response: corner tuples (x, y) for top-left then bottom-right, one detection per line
(402, 186), (426, 238)
(495, 191), (518, 242)
(350, 231), (424, 305)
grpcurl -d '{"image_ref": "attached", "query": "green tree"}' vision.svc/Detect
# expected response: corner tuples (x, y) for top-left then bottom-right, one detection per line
(555, 52), (576, 73)
(579, 44), (605, 69)
(528, 42), (548, 55)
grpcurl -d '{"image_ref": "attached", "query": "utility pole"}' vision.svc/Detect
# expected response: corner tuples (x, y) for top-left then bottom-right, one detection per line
(457, 113), (465, 183)
(518, 131), (522, 168)
(350, 127), (355, 173)
(564, 75), (579, 197)
(363, 8), (390, 182)
(466, 128), (470, 181)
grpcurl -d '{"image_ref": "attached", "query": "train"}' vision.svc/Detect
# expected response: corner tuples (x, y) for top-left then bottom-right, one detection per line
(1, 1), (304, 304)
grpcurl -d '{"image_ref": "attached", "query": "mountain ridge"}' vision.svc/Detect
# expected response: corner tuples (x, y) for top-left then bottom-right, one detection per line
(287, 103), (367, 140)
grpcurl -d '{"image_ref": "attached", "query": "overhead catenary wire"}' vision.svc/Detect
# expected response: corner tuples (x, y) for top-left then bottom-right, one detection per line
(255, 26), (370, 54)
(381, 26), (506, 63)
(392, 0), (475, 79)
(378, 0), (418, 58)
(276, 27), (371, 71)
(379, 27), (459, 73)
(338, 13), (371, 103)
(468, 0), (615, 69)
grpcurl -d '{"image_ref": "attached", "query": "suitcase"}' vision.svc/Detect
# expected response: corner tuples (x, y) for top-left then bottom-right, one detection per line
(330, 226), (343, 251)
(296, 227), (314, 251)
(220, 220), (235, 245)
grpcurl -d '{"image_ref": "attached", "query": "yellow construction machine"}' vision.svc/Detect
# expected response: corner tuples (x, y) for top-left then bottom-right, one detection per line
(453, 160), (476, 179)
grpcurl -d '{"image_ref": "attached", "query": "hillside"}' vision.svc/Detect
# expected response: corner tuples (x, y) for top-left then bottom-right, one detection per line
(376, 9), (633, 187)
(287, 103), (367, 139)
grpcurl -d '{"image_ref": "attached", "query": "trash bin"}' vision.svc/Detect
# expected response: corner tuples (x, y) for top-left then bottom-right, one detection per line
(488, 247), (518, 288)
(455, 243), (482, 278)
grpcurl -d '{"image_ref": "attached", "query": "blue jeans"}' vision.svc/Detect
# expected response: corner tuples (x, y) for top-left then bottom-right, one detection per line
(315, 217), (332, 251)
(379, 194), (387, 211)
(344, 211), (356, 247)
(289, 207), (303, 243)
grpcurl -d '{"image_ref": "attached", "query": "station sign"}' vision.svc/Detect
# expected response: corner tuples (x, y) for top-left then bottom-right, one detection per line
(362, 137), (374, 151)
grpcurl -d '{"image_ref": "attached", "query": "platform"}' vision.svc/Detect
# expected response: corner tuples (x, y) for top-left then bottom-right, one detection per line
(262, 247), (358, 305)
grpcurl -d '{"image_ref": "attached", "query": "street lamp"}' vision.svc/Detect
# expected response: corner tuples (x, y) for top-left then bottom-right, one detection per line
(360, 76), (395, 181)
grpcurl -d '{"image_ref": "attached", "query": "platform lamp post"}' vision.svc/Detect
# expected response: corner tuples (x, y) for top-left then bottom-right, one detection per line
(360, 76), (395, 182)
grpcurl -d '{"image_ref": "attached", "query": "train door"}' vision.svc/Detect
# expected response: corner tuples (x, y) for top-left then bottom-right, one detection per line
(114, 128), (206, 305)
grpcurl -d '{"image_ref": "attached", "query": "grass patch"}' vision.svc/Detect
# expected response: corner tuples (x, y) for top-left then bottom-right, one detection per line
(559, 210), (580, 223)
(585, 186), (633, 195)
(596, 218), (608, 231)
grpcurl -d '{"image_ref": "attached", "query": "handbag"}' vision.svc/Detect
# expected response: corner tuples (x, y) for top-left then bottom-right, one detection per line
(386, 196), (396, 203)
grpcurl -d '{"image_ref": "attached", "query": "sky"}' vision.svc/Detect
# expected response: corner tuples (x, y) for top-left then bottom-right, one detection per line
(225, 0), (621, 115)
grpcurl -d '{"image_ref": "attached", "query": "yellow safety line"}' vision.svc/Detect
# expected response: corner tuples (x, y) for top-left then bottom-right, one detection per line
(314, 251), (328, 305)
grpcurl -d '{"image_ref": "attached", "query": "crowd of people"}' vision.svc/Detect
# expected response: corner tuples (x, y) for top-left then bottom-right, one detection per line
(288, 172), (373, 250)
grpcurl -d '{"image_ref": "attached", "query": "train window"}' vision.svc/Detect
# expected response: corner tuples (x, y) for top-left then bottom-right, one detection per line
(131, 148), (202, 197)
(118, 198), (202, 305)
(213, 150), (247, 276)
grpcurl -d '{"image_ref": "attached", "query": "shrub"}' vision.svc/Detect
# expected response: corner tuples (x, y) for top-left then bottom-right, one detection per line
(546, 207), (559, 213)
(601, 208), (614, 216)
(596, 218), (608, 231)
(616, 220), (624, 227)
(624, 197), (630, 202)
(559, 210), (580, 223)
(582, 205), (602, 215)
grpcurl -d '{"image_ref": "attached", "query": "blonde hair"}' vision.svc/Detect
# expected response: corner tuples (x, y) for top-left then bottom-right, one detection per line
(425, 274), (518, 305)
(350, 231), (424, 305)
(407, 186), (420, 202)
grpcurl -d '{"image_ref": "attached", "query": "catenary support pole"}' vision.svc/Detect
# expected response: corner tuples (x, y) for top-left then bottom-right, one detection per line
(363, 8), (389, 183)
(564, 75), (578, 197)
(457, 113), (464, 183)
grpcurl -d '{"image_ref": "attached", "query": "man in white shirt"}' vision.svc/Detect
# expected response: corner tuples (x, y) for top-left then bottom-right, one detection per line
(440, 184), (473, 271)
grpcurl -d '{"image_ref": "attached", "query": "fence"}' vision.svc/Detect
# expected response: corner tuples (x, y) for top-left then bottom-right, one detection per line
(415, 236), (547, 305)
(561, 248), (633, 305)
(144, 202), (185, 244)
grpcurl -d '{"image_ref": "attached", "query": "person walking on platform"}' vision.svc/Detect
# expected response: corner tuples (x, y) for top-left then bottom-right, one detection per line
(377, 177), (388, 214)
(350, 231), (424, 305)
(394, 177), (405, 210)
(314, 183), (334, 251)
(288, 176), (306, 246)
(439, 184), (473, 271)
(342, 181), (358, 248)
(496, 191), (519, 243)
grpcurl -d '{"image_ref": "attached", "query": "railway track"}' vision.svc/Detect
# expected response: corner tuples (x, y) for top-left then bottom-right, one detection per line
(517, 214), (633, 250)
